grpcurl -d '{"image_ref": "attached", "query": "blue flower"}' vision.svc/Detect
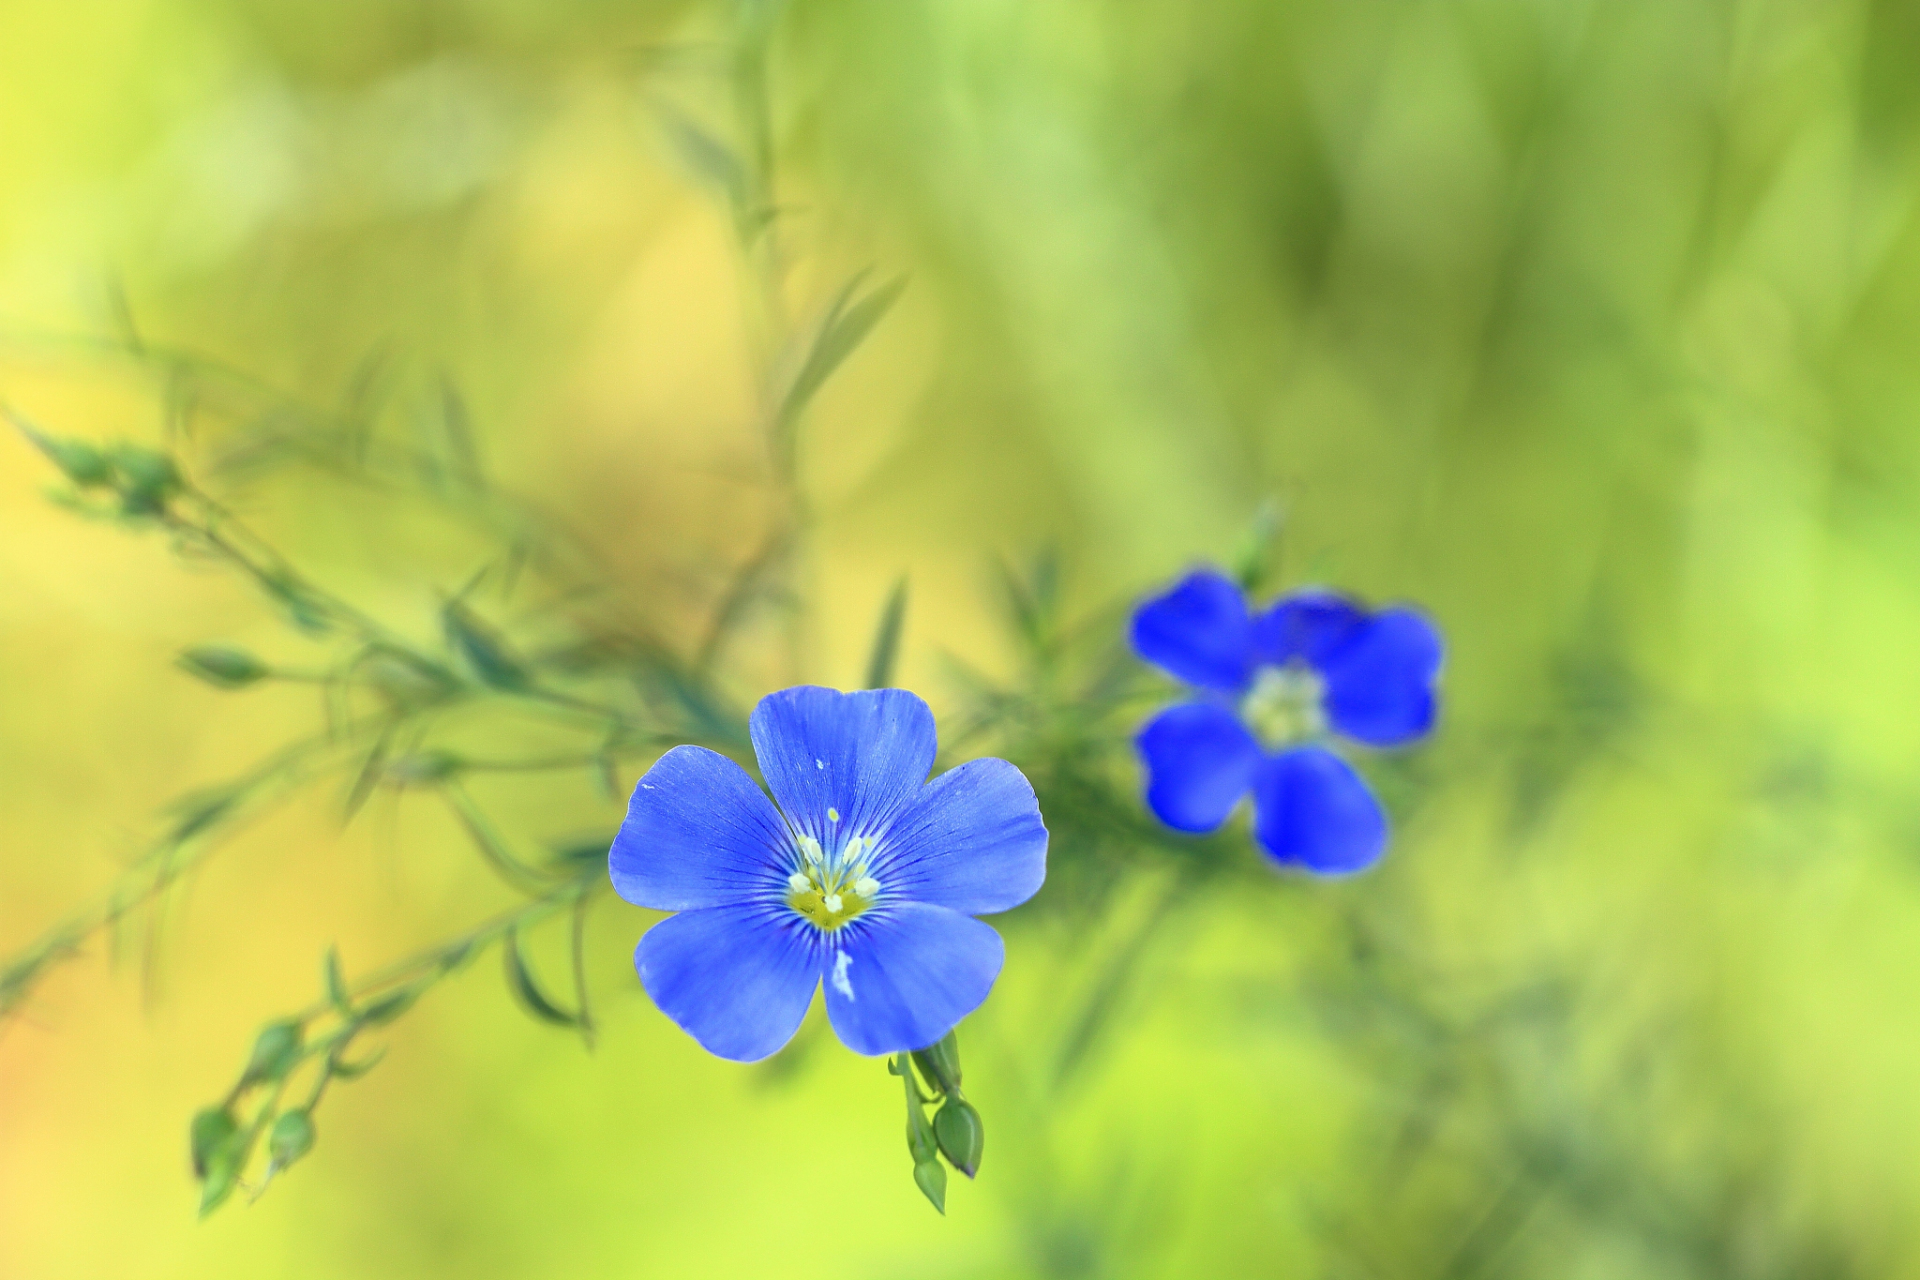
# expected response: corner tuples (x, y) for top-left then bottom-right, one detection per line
(1129, 568), (1442, 874)
(609, 686), (1048, 1062)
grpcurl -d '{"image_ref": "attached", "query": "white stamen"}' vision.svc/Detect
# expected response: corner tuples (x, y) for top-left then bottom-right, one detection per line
(798, 835), (824, 864)
(787, 872), (811, 893)
(854, 876), (880, 898)
(823, 893), (843, 913)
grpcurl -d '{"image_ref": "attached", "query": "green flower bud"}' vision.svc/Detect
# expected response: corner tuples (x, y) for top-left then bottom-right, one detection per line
(198, 1155), (241, 1217)
(267, 1109), (315, 1170)
(359, 987), (417, 1027)
(933, 1098), (984, 1178)
(25, 429), (113, 487)
(106, 443), (181, 514)
(188, 1106), (239, 1179)
(177, 644), (270, 689)
(193, 1108), (253, 1216)
(912, 1158), (947, 1215)
(240, 1018), (303, 1087)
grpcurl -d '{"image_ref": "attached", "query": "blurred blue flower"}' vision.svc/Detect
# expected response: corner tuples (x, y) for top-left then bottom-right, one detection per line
(610, 686), (1048, 1062)
(1130, 568), (1442, 874)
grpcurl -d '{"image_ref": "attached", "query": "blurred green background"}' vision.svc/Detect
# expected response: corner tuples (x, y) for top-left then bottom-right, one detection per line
(7, 1), (1920, 1276)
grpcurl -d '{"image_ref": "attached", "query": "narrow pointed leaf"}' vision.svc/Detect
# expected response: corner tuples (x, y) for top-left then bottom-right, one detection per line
(863, 577), (909, 689)
(772, 274), (906, 461)
(323, 946), (353, 1019)
(503, 928), (580, 1027)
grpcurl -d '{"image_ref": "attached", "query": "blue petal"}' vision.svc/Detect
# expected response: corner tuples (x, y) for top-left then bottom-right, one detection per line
(750, 686), (936, 841)
(821, 902), (1004, 1055)
(609, 745), (792, 910)
(1129, 569), (1255, 692)
(634, 903), (821, 1062)
(1136, 701), (1262, 833)
(1318, 607), (1443, 746)
(1251, 745), (1387, 874)
(1251, 589), (1367, 667)
(875, 758), (1048, 915)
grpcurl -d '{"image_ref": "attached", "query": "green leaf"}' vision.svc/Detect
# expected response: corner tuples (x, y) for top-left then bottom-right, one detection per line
(503, 928), (580, 1027)
(356, 646), (460, 709)
(548, 835), (613, 872)
(654, 103), (748, 209)
(1232, 498), (1285, 593)
(177, 644), (269, 689)
(443, 599), (531, 692)
(862, 577), (909, 690)
(771, 274), (906, 464)
(438, 376), (485, 489)
(569, 894), (597, 1049)
(323, 947), (353, 1019)
(342, 727), (395, 822)
(998, 548), (1059, 656)
(384, 750), (464, 787)
(167, 785), (241, 842)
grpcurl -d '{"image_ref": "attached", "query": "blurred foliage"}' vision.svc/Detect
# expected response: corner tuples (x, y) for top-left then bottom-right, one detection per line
(6, 1), (1920, 1278)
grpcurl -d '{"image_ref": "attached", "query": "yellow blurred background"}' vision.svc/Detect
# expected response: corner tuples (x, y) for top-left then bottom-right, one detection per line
(8, 1), (1920, 1276)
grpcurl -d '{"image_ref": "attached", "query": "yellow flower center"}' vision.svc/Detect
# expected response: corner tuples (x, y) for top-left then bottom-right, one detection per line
(785, 833), (882, 931)
(1241, 662), (1326, 748)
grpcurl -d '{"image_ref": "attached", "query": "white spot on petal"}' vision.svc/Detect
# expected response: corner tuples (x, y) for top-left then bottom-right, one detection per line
(831, 950), (855, 1000)
(815, 758), (825, 769)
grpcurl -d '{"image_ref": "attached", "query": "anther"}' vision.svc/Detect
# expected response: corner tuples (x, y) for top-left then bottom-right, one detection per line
(854, 876), (880, 898)
(787, 872), (811, 893)
(823, 893), (844, 913)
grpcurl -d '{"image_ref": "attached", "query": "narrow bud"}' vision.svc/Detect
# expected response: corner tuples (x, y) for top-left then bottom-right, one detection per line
(359, 987), (417, 1027)
(267, 1109), (316, 1170)
(189, 1107), (238, 1179)
(106, 443), (181, 514)
(240, 1019), (304, 1087)
(913, 1158), (947, 1214)
(177, 644), (270, 689)
(933, 1098), (984, 1178)
(21, 426), (113, 487)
